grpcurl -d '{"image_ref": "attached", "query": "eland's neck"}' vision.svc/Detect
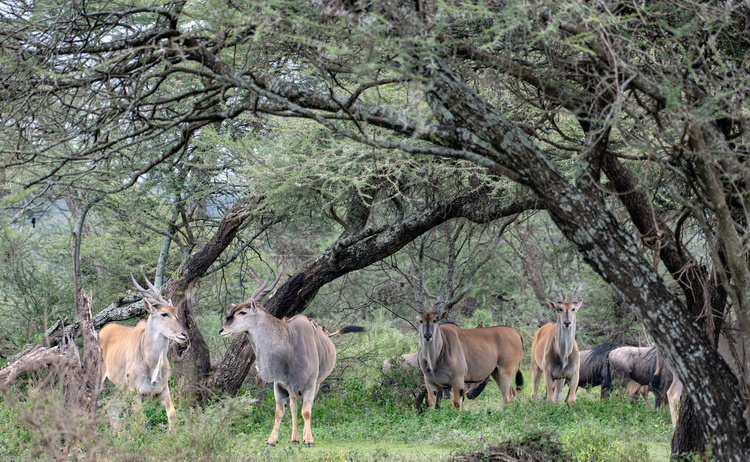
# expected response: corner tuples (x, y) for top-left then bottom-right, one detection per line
(555, 321), (576, 368)
(141, 317), (171, 383)
(244, 309), (289, 376)
(420, 329), (443, 372)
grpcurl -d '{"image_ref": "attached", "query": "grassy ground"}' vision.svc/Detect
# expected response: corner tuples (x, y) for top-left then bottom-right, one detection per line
(0, 370), (674, 461)
(0, 315), (675, 461)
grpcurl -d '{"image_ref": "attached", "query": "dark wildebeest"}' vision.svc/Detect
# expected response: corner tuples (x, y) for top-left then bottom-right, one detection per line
(530, 281), (583, 407)
(577, 342), (621, 398)
(417, 312), (524, 410)
(608, 346), (673, 409)
(219, 270), (364, 448)
(381, 352), (491, 409)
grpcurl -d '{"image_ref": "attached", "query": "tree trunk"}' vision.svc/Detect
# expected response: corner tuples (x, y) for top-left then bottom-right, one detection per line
(599, 129), (729, 457)
(672, 395), (707, 457)
(162, 196), (262, 401)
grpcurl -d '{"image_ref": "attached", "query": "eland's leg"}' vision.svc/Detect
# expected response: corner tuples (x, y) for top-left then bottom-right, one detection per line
(668, 377), (683, 426)
(301, 390), (316, 448)
(267, 383), (289, 447)
(493, 368), (513, 405)
(530, 359), (542, 401)
(545, 372), (557, 401)
(566, 370), (579, 408)
(551, 378), (565, 403)
(451, 380), (464, 410)
(289, 395), (300, 444)
(641, 388), (654, 409)
(424, 377), (439, 408)
(158, 386), (177, 431)
(132, 393), (145, 427)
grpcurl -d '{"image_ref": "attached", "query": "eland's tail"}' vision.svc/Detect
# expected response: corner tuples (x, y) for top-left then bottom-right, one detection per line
(515, 369), (524, 391)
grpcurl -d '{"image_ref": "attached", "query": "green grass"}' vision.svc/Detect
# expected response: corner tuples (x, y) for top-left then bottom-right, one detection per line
(0, 371), (674, 461)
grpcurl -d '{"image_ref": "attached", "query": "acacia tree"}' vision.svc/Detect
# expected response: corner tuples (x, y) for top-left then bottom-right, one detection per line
(1, 0), (749, 459)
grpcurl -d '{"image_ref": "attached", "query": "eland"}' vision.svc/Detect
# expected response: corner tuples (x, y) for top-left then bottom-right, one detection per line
(530, 281), (583, 407)
(99, 274), (188, 431)
(219, 269), (364, 447)
(416, 311), (524, 410)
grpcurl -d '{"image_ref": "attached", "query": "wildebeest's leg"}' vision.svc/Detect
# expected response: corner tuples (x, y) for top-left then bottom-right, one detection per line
(158, 387), (177, 431)
(267, 383), (289, 447)
(301, 389), (316, 447)
(531, 358), (542, 400)
(289, 395), (300, 444)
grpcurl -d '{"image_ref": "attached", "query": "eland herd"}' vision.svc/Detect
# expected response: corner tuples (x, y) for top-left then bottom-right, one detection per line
(99, 273), (736, 447)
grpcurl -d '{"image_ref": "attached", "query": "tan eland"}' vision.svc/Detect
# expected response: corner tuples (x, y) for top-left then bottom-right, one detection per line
(99, 274), (187, 430)
(530, 281), (583, 407)
(416, 311), (524, 410)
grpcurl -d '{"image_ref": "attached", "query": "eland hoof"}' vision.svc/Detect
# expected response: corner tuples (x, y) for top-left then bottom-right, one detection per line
(305, 442), (315, 448)
(291, 441), (300, 445)
(265, 443), (276, 448)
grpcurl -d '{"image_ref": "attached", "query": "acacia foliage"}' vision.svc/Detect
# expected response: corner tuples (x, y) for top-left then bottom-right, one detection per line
(1, 0), (749, 459)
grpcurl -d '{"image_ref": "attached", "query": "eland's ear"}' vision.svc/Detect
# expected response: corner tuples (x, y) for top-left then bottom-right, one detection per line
(144, 299), (157, 314)
(439, 311), (448, 320)
(546, 300), (559, 311)
(573, 301), (583, 311)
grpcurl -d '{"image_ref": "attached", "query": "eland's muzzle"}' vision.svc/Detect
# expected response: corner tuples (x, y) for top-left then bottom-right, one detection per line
(219, 327), (233, 338)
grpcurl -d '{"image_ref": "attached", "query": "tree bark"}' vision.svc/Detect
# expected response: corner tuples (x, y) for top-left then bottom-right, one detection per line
(672, 395), (706, 457)
(600, 151), (733, 454)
